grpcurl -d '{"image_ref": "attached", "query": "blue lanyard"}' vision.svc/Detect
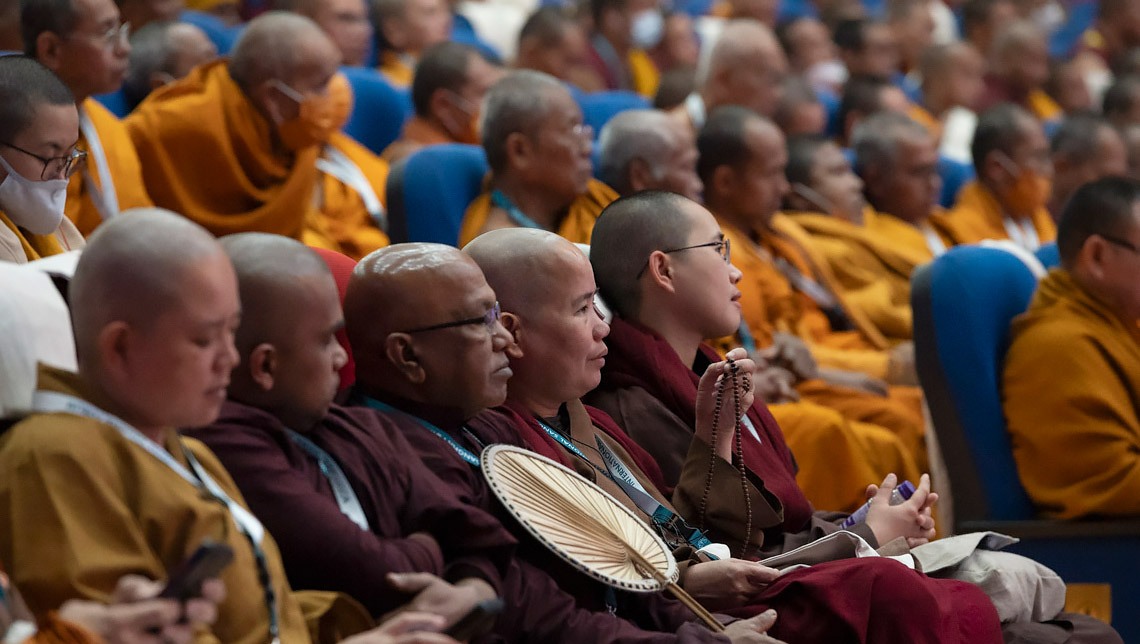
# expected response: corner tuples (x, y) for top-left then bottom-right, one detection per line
(535, 418), (591, 462)
(490, 190), (543, 230)
(363, 398), (481, 466)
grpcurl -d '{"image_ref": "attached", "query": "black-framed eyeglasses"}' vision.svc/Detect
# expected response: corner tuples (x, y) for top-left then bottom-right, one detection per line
(0, 142), (87, 180)
(636, 239), (731, 278)
(1099, 234), (1140, 254)
(405, 301), (502, 334)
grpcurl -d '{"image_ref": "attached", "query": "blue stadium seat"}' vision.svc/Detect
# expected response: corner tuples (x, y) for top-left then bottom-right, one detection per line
(577, 91), (650, 139)
(912, 245), (1140, 639)
(341, 66), (413, 156)
(385, 144), (487, 245)
(937, 154), (974, 208)
(94, 89), (131, 118)
(180, 10), (242, 55)
(1035, 242), (1060, 269)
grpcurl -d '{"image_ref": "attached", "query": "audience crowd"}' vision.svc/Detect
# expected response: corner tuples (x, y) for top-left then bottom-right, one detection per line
(1, 0), (1138, 640)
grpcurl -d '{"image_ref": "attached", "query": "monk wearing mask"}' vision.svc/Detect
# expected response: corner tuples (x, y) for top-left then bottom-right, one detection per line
(458, 70), (617, 246)
(126, 12), (390, 260)
(0, 56), (85, 263)
(931, 103), (1055, 251)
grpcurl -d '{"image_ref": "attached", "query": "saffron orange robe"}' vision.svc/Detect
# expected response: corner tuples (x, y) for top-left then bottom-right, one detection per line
(790, 208), (935, 342)
(930, 181), (1056, 248)
(906, 103), (943, 143)
(380, 116), (455, 164)
(0, 209), (84, 264)
(126, 61), (388, 258)
(717, 214), (928, 472)
(628, 49), (661, 99)
(0, 367), (322, 643)
(458, 179), (617, 246)
(378, 52), (414, 88)
(66, 99), (153, 237)
(1003, 269), (1140, 519)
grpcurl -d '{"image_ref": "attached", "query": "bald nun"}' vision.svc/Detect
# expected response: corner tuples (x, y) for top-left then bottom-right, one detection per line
(0, 209), (442, 643)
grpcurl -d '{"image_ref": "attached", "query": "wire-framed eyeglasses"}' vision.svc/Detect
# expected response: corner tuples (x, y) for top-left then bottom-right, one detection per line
(405, 302), (502, 334)
(636, 239), (731, 279)
(0, 142), (87, 180)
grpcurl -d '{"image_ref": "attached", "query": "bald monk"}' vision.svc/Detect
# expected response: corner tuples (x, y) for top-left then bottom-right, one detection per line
(0, 209), (422, 643)
(22, 0), (154, 236)
(853, 112), (949, 258)
(342, 244), (793, 643)
(976, 21), (1062, 125)
(783, 135), (914, 342)
(126, 12), (390, 260)
(698, 106), (928, 475)
(464, 227), (1003, 643)
(597, 109), (703, 202)
(121, 20), (218, 112)
(183, 233), (517, 630)
(0, 56), (85, 263)
(1004, 177), (1140, 519)
(1047, 114), (1128, 222)
(276, 0), (373, 66)
(514, 7), (603, 92)
(930, 104), (1056, 251)
(381, 42), (504, 164)
(458, 70), (617, 246)
(669, 20), (787, 138)
(370, 0), (452, 87)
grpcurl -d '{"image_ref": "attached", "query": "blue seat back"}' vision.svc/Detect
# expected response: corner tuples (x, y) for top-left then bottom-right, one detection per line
(1035, 242), (1060, 269)
(342, 66), (413, 156)
(180, 10), (242, 55)
(95, 89), (131, 118)
(385, 144), (487, 245)
(912, 246), (1039, 522)
(577, 91), (650, 139)
(937, 154), (974, 208)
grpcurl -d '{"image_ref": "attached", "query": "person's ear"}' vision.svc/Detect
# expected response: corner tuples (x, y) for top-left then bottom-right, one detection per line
(499, 311), (524, 359)
(251, 80), (289, 126)
(428, 87), (455, 126)
(982, 150), (1010, 186)
(384, 333), (426, 384)
(34, 32), (65, 72)
(96, 321), (134, 384)
(1079, 236), (1111, 281)
(710, 164), (735, 201)
(627, 157), (654, 193)
(505, 132), (533, 171)
(645, 250), (677, 292)
(247, 343), (277, 392)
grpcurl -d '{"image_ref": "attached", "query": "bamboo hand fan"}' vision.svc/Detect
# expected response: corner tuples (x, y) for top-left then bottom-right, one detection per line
(481, 444), (724, 631)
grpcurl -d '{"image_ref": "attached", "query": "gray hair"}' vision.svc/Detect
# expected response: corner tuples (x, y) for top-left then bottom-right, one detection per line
(122, 21), (176, 109)
(851, 110), (930, 175)
(597, 109), (675, 196)
(480, 69), (566, 173)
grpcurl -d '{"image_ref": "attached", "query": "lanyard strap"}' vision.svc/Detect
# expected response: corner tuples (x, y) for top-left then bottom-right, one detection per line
(362, 398), (481, 466)
(922, 224), (947, 256)
(490, 190), (543, 230)
(285, 430), (370, 531)
(535, 418), (592, 463)
(31, 391), (280, 642)
(78, 109), (119, 221)
(1002, 216), (1040, 251)
(317, 146), (387, 230)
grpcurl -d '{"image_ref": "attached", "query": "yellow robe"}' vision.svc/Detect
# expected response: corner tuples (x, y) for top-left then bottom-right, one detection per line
(628, 49), (660, 99)
(0, 209), (84, 264)
(66, 99), (154, 237)
(458, 179), (618, 246)
(717, 214), (928, 471)
(378, 52), (415, 88)
(1003, 269), (1140, 519)
(906, 103), (943, 143)
(0, 367), (314, 643)
(930, 181), (1056, 248)
(789, 208), (934, 342)
(1026, 89), (1063, 123)
(126, 61), (388, 257)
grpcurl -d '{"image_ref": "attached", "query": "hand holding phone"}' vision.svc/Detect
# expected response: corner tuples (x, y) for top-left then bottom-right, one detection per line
(159, 541), (234, 601)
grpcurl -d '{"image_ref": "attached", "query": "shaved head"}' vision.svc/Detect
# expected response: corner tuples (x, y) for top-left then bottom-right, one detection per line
(346, 243), (512, 417)
(463, 228), (587, 316)
(221, 232), (346, 430)
(229, 11), (339, 88)
(701, 19), (788, 116)
(71, 209), (226, 361)
(69, 208), (240, 433)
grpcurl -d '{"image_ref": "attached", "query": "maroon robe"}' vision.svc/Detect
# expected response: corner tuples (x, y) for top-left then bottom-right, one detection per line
(187, 400), (514, 617)
(588, 317), (878, 557)
(460, 397), (1004, 644)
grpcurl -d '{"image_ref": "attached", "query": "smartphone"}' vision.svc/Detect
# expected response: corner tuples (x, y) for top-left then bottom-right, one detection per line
(444, 598), (504, 641)
(159, 541), (235, 601)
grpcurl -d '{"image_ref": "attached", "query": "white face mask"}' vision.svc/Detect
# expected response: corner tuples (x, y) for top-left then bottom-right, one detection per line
(0, 153), (69, 235)
(805, 59), (848, 94)
(630, 9), (665, 50)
